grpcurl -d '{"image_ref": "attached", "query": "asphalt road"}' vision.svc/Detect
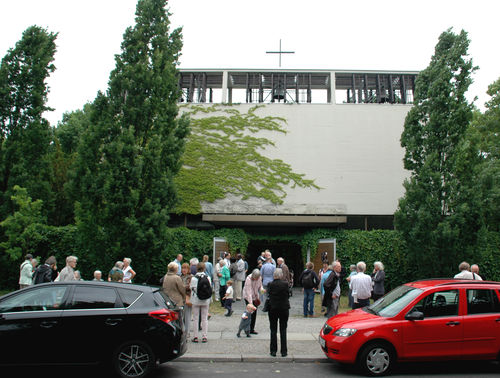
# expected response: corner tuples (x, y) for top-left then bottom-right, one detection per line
(157, 360), (499, 378)
(4, 359), (499, 378)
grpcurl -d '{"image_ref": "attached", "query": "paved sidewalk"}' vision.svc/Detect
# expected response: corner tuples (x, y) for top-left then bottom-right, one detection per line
(178, 288), (329, 363)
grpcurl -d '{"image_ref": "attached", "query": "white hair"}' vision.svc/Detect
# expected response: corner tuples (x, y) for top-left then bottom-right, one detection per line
(374, 261), (384, 271)
(190, 257), (199, 265)
(357, 261), (366, 272)
(124, 257), (132, 264)
(66, 255), (78, 263)
(94, 270), (102, 275)
(273, 268), (283, 279)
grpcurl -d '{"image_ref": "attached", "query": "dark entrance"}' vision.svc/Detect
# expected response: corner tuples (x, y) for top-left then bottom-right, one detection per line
(245, 240), (303, 286)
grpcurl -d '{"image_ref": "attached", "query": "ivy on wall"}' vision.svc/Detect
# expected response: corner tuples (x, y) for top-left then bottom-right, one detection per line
(174, 104), (320, 214)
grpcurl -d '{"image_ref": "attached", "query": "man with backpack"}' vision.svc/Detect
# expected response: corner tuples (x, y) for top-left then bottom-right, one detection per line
(322, 261), (344, 318)
(299, 262), (320, 317)
(190, 262), (212, 343)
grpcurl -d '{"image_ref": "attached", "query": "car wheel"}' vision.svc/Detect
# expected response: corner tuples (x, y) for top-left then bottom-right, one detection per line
(358, 342), (395, 376)
(113, 340), (155, 378)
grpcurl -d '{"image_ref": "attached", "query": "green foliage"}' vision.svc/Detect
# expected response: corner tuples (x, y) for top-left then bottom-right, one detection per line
(0, 25), (57, 220)
(395, 29), (476, 277)
(0, 186), (46, 260)
(69, 0), (189, 283)
(174, 104), (320, 214)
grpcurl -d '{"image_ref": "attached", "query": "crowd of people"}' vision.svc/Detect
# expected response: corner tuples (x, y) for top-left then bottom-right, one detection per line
(18, 254), (137, 286)
(17, 249), (486, 358)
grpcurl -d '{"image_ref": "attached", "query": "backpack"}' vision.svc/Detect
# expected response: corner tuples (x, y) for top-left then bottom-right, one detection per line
(229, 263), (237, 278)
(301, 270), (314, 289)
(323, 271), (337, 291)
(196, 273), (213, 300)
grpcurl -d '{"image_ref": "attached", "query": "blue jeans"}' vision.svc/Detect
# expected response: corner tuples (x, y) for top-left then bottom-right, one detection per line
(303, 288), (315, 316)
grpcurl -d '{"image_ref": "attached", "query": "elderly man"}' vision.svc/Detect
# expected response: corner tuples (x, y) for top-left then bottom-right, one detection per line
(277, 257), (291, 286)
(350, 261), (372, 309)
(260, 251), (276, 296)
(323, 261), (343, 318)
(234, 254), (246, 300)
(58, 256), (78, 281)
(171, 254), (183, 275)
(471, 264), (483, 280)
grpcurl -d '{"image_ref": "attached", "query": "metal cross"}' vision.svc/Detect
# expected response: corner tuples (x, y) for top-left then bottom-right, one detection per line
(266, 39), (295, 68)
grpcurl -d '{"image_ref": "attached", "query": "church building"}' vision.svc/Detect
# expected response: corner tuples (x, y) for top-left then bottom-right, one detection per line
(171, 68), (418, 271)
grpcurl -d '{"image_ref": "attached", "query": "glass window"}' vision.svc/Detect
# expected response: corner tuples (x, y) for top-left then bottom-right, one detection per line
(0, 286), (68, 313)
(467, 289), (500, 314)
(70, 286), (117, 309)
(411, 290), (459, 318)
(117, 288), (142, 307)
(368, 285), (422, 318)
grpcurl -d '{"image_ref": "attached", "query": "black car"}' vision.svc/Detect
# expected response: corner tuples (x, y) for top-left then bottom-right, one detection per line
(0, 281), (186, 378)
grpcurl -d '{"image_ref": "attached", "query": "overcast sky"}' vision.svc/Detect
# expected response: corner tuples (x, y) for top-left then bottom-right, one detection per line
(1, 0), (499, 126)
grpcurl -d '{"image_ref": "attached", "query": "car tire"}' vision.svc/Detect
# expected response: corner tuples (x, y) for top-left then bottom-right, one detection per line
(113, 340), (155, 378)
(357, 342), (395, 376)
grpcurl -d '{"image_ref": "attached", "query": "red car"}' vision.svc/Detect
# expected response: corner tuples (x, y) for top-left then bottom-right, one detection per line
(319, 279), (500, 376)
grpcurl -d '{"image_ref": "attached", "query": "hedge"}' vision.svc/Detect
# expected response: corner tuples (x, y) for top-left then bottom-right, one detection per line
(1, 226), (498, 291)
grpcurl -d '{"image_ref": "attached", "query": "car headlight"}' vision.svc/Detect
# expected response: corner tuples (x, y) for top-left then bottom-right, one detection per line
(333, 328), (357, 337)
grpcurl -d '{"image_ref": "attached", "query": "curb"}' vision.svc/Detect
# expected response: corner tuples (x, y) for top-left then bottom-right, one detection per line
(178, 354), (328, 363)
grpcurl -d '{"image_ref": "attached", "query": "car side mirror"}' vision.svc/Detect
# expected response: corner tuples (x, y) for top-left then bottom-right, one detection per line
(405, 310), (424, 321)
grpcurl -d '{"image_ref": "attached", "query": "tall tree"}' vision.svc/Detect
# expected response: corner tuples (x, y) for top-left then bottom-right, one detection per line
(394, 29), (476, 278)
(0, 26), (57, 220)
(70, 0), (189, 278)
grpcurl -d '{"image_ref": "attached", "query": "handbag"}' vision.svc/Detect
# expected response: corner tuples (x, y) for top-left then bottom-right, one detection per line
(253, 298), (261, 307)
(185, 294), (192, 307)
(262, 298), (270, 312)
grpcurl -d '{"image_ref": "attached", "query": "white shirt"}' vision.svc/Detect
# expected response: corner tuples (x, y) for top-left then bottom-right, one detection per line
(225, 286), (234, 299)
(350, 272), (372, 300)
(454, 270), (482, 280)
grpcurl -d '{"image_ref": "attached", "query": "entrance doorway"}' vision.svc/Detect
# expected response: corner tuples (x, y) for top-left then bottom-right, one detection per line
(245, 240), (303, 286)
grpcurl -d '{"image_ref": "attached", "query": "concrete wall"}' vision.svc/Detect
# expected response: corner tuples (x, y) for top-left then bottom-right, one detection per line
(187, 102), (412, 216)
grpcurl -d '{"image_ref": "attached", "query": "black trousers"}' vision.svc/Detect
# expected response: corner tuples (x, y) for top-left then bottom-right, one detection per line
(353, 297), (370, 309)
(268, 308), (288, 355)
(244, 299), (257, 332)
(219, 285), (227, 307)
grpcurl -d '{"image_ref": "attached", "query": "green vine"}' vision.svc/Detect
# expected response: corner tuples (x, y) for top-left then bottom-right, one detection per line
(174, 104), (320, 214)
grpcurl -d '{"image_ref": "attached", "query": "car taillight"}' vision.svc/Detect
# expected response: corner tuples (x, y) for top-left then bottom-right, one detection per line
(149, 308), (179, 323)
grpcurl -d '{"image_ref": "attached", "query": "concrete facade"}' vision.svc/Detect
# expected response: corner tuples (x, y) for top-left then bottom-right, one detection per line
(178, 69), (416, 228)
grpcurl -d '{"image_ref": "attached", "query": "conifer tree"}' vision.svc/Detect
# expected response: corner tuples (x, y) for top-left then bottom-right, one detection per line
(71, 0), (189, 277)
(395, 29), (476, 277)
(0, 26), (57, 220)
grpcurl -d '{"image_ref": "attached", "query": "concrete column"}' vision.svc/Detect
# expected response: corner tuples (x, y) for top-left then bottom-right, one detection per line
(222, 70), (228, 103)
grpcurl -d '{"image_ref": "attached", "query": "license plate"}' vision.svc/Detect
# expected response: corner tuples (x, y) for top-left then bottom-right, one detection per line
(319, 336), (326, 348)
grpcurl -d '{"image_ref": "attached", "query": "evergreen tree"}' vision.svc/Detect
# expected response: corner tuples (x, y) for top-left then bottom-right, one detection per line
(70, 0), (189, 278)
(0, 26), (57, 220)
(395, 29), (476, 278)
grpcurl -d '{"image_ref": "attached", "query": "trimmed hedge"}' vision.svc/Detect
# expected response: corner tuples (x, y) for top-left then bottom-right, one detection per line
(1, 226), (497, 291)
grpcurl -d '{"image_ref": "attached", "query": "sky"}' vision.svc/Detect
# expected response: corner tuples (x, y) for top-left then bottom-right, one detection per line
(1, 0), (499, 126)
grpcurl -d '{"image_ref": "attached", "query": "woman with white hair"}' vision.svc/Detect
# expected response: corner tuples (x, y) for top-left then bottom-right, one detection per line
(371, 261), (385, 301)
(243, 269), (263, 335)
(122, 257), (136, 283)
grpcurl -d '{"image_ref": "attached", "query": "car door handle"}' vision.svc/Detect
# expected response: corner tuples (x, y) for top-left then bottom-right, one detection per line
(40, 320), (58, 328)
(446, 321), (460, 326)
(105, 318), (123, 326)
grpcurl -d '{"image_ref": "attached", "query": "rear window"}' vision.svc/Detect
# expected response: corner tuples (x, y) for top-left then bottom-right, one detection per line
(117, 288), (142, 308)
(467, 289), (500, 314)
(154, 290), (176, 309)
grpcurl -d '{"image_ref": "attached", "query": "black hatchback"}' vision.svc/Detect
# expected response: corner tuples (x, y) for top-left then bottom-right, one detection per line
(0, 281), (186, 378)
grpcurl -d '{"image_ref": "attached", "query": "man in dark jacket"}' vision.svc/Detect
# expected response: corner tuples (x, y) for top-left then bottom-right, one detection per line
(32, 256), (57, 284)
(299, 262), (320, 317)
(322, 261), (344, 318)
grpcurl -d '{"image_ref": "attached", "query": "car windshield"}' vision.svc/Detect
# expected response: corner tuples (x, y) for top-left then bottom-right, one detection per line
(367, 285), (423, 318)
